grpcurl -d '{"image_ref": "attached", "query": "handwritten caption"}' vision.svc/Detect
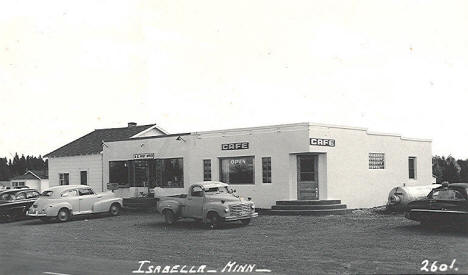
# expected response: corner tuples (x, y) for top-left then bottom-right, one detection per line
(421, 259), (458, 273)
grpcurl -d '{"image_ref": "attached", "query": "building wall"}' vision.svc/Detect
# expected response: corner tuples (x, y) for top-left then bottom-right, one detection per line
(48, 154), (103, 192)
(99, 123), (432, 209)
(306, 125), (432, 208)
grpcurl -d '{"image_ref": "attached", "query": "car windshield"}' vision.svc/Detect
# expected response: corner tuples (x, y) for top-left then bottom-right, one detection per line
(204, 186), (232, 195)
(41, 191), (54, 197)
(0, 193), (15, 201)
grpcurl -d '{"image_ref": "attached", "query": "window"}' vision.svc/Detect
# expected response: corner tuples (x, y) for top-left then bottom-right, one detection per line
(155, 158), (184, 188)
(109, 161), (129, 187)
(79, 188), (95, 196)
(203, 160), (211, 181)
(430, 189), (465, 200)
(409, 157), (417, 179)
(12, 182), (25, 187)
(59, 173), (69, 185)
(15, 192), (26, 200)
(220, 156), (254, 185)
(80, 171), (88, 185)
(61, 189), (78, 197)
(369, 153), (385, 169)
(191, 186), (204, 197)
(26, 191), (40, 199)
(262, 157), (272, 183)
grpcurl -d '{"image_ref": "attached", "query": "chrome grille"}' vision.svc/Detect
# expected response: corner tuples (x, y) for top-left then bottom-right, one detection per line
(229, 203), (251, 216)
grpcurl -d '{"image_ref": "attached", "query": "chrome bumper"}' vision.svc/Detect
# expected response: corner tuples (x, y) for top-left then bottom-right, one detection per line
(26, 209), (47, 217)
(224, 212), (258, 222)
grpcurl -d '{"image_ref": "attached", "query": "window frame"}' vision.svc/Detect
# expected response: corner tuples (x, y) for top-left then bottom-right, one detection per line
(59, 173), (70, 185)
(262, 157), (272, 184)
(219, 156), (255, 185)
(369, 153), (385, 170)
(408, 157), (417, 179)
(203, 159), (212, 181)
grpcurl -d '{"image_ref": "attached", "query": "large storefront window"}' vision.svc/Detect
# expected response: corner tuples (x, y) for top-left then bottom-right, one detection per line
(220, 156), (254, 185)
(109, 161), (129, 187)
(155, 158), (184, 188)
(109, 158), (183, 188)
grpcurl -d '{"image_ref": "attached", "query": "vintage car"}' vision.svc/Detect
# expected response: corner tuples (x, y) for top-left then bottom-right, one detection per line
(405, 182), (468, 225)
(27, 185), (123, 222)
(0, 188), (41, 221)
(156, 181), (258, 227)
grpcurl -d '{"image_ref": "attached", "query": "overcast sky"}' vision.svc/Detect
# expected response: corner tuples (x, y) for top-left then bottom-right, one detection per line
(1, 0), (467, 159)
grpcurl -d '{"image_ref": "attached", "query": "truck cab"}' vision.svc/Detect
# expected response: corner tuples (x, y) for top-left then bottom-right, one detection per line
(156, 181), (258, 227)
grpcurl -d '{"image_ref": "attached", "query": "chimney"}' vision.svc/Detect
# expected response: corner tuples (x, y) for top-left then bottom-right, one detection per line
(128, 122), (137, 127)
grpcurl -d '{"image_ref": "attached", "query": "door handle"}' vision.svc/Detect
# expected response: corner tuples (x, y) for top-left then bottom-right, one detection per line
(97, 196), (102, 198)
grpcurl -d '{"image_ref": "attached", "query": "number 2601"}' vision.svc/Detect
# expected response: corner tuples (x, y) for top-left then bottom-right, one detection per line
(421, 259), (457, 272)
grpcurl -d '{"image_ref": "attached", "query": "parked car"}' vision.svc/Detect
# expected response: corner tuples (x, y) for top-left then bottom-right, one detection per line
(156, 181), (258, 227)
(405, 182), (468, 225)
(0, 188), (41, 221)
(27, 185), (123, 222)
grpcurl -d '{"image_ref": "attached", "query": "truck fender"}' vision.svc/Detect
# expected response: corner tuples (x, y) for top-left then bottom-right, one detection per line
(158, 201), (181, 216)
(203, 207), (224, 223)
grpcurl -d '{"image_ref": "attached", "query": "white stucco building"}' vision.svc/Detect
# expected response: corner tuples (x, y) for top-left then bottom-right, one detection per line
(46, 122), (432, 209)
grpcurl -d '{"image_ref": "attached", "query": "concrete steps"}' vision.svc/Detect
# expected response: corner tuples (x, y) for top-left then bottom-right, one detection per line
(264, 199), (349, 216)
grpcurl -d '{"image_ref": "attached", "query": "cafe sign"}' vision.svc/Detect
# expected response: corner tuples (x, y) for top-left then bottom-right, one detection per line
(134, 153), (155, 159)
(221, 142), (249, 150)
(310, 138), (335, 147)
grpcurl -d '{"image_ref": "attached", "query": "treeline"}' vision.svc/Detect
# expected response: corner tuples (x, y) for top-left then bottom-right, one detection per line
(0, 153), (48, 181)
(433, 155), (468, 183)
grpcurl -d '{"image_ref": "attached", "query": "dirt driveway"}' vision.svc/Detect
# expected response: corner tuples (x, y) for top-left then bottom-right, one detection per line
(1, 211), (467, 274)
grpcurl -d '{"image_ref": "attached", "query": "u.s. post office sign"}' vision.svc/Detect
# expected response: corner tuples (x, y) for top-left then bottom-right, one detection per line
(221, 142), (249, 150)
(310, 138), (335, 147)
(134, 153), (155, 159)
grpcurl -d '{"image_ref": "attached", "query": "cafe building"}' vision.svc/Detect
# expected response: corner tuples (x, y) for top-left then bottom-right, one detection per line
(101, 122), (432, 209)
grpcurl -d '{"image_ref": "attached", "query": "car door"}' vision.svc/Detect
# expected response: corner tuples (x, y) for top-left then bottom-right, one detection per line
(430, 188), (467, 212)
(185, 185), (204, 219)
(78, 188), (99, 214)
(60, 189), (80, 213)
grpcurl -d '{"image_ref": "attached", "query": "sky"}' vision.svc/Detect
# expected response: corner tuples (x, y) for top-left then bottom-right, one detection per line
(0, 0), (467, 159)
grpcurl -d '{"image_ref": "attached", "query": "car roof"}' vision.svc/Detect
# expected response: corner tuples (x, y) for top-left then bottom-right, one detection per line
(0, 188), (37, 195)
(44, 185), (92, 192)
(192, 181), (229, 189)
(448, 183), (468, 188)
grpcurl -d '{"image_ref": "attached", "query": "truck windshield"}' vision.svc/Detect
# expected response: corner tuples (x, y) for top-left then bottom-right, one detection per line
(205, 186), (231, 195)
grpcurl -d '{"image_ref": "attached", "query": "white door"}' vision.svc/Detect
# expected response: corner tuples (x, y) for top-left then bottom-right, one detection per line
(185, 185), (204, 219)
(78, 188), (99, 213)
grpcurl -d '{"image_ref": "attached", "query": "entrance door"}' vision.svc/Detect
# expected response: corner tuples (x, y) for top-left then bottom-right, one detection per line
(297, 155), (319, 200)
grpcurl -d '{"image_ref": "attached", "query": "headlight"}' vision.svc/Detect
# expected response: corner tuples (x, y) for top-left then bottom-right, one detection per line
(250, 204), (255, 210)
(224, 208), (229, 213)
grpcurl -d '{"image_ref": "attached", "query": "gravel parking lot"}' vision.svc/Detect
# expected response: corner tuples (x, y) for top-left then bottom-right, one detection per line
(1, 210), (468, 275)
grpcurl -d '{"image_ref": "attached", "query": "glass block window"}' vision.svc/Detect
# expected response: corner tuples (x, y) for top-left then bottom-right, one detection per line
(369, 153), (385, 169)
(203, 159), (211, 181)
(262, 157), (272, 183)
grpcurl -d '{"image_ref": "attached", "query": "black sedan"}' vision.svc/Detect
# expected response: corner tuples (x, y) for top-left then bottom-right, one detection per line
(405, 182), (468, 225)
(0, 189), (41, 221)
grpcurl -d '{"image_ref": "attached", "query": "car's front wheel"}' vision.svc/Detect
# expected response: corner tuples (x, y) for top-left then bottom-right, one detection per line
(109, 203), (121, 216)
(57, 208), (70, 222)
(240, 218), (251, 225)
(163, 210), (176, 225)
(206, 212), (223, 229)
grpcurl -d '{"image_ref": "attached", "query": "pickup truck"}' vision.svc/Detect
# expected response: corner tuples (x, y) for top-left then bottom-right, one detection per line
(156, 181), (258, 227)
